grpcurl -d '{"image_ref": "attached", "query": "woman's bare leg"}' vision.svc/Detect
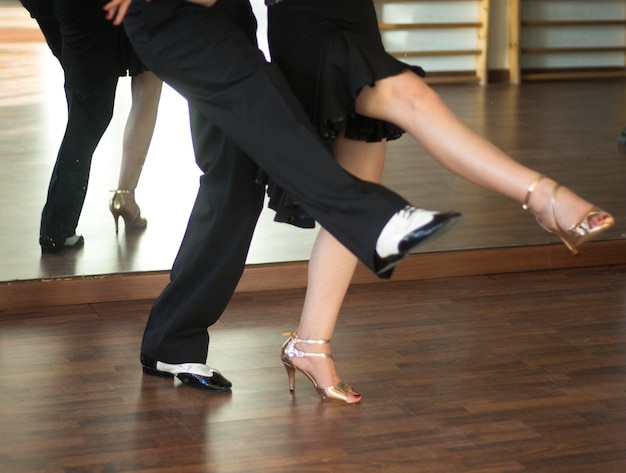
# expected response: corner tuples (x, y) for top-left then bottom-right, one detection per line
(115, 70), (162, 213)
(291, 135), (386, 403)
(355, 72), (604, 230)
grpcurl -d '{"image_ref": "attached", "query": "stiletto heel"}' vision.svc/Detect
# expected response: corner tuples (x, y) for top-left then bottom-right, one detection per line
(109, 189), (147, 234)
(112, 211), (121, 234)
(283, 361), (296, 392)
(280, 332), (361, 404)
(523, 175), (614, 255)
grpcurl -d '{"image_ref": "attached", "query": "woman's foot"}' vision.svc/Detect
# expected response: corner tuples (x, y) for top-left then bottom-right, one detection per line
(523, 175), (614, 254)
(109, 189), (147, 234)
(281, 332), (361, 404)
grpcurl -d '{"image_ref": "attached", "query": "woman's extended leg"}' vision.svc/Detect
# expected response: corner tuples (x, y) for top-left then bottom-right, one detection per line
(355, 72), (612, 247)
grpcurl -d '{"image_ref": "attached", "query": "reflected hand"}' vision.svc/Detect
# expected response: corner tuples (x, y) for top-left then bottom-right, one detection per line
(186, 0), (218, 6)
(104, 0), (216, 26)
(103, 0), (140, 25)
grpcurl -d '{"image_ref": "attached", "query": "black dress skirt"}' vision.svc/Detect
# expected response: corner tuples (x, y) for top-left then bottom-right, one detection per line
(263, 0), (424, 228)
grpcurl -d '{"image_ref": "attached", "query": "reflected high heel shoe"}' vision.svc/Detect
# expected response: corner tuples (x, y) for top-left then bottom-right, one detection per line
(109, 189), (147, 234)
(523, 174), (615, 255)
(281, 332), (361, 404)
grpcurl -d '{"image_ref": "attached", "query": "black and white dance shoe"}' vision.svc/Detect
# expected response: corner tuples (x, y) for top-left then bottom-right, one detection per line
(375, 206), (461, 276)
(39, 234), (84, 254)
(140, 353), (232, 392)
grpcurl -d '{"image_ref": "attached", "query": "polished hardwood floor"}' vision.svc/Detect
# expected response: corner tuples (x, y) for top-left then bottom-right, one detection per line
(1, 265), (626, 472)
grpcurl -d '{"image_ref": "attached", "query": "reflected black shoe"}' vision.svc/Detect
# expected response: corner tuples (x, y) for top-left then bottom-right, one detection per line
(140, 353), (232, 392)
(40, 234), (84, 254)
(375, 206), (461, 276)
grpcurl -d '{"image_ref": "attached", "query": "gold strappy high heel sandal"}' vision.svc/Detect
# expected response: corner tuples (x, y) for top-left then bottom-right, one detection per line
(281, 332), (361, 404)
(523, 175), (614, 255)
(109, 189), (148, 234)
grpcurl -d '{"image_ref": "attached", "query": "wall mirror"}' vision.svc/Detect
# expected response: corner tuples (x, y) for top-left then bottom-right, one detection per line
(1, 0), (624, 285)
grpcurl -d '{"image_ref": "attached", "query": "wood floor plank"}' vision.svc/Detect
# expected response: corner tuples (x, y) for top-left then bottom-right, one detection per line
(1, 265), (625, 472)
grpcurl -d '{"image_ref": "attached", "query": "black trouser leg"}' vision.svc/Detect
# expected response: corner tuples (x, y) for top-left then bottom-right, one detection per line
(141, 104), (264, 363)
(39, 81), (116, 240)
(22, 0), (120, 241)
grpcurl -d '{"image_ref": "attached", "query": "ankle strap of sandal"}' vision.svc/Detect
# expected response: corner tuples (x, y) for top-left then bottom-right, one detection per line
(289, 332), (332, 359)
(522, 174), (544, 210)
(291, 332), (330, 345)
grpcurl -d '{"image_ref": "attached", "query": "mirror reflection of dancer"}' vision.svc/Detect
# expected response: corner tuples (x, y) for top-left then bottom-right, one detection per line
(20, 0), (162, 253)
(103, 0), (461, 393)
(265, 0), (615, 403)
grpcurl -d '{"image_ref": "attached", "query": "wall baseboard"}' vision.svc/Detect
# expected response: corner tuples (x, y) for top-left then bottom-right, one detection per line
(2, 240), (625, 311)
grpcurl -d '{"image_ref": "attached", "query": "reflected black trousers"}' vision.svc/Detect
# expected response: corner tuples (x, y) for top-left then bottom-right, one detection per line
(21, 0), (121, 241)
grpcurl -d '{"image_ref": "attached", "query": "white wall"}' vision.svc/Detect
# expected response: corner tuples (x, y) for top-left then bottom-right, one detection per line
(489, 0), (509, 69)
(250, 0), (270, 59)
(519, 0), (626, 70)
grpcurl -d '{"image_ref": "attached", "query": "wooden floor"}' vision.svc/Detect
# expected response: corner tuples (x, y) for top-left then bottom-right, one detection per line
(1, 265), (626, 472)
